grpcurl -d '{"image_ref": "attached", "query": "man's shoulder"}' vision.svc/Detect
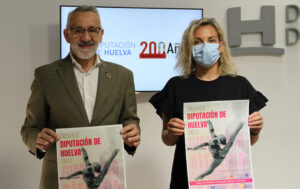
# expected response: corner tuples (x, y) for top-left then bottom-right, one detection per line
(36, 58), (69, 72)
(101, 60), (132, 74)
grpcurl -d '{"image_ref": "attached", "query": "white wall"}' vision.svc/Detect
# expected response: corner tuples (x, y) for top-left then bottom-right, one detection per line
(0, 0), (299, 188)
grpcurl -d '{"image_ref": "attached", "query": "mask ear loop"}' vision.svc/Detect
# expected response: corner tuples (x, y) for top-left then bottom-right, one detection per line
(218, 41), (223, 53)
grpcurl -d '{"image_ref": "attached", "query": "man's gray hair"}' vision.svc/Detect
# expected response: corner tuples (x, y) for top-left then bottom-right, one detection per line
(66, 5), (100, 28)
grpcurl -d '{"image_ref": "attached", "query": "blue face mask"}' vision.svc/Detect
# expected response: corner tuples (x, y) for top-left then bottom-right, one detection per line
(192, 43), (220, 68)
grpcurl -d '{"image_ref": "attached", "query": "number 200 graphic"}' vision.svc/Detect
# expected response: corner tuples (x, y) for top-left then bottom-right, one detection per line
(139, 41), (166, 59)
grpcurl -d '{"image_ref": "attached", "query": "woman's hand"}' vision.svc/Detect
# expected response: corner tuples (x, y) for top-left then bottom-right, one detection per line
(248, 111), (263, 135)
(162, 114), (185, 146)
(167, 118), (185, 136)
(248, 111), (263, 145)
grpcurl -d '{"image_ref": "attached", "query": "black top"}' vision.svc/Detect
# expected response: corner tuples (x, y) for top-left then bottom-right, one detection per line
(149, 75), (268, 189)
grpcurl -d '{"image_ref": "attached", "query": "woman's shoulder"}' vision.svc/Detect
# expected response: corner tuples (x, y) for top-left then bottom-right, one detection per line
(164, 75), (191, 87)
(221, 75), (250, 84)
(167, 76), (185, 83)
(152, 75), (190, 100)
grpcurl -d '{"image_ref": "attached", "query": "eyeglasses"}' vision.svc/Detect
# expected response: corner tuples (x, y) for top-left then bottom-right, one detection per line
(68, 26), (102, 37)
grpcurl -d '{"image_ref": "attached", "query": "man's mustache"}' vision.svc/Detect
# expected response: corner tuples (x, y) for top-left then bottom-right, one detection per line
(78, 41), (95, 46)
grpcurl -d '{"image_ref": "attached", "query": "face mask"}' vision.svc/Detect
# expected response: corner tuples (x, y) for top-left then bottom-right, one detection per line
(192, 43), (220, 68)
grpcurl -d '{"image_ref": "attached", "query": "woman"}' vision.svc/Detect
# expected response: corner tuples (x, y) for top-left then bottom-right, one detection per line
(149, 18), (268, 189)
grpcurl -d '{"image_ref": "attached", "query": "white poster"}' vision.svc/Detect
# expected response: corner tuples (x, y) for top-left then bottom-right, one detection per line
(184, 100), (255, 189)
(56, 124), (126, 189)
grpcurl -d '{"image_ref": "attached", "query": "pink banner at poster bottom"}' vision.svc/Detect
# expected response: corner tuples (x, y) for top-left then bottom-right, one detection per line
(190, 178), (253, 186)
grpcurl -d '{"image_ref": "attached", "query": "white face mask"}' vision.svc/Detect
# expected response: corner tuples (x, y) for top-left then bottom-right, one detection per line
(192, 43), (220, 68)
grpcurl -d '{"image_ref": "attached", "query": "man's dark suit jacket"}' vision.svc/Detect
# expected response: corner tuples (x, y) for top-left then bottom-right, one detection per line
(21, 55), (139, 189)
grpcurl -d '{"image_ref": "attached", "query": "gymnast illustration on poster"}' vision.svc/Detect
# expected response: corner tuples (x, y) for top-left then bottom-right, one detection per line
(60, 147), (119, 189)
(188, 120), (244, 180)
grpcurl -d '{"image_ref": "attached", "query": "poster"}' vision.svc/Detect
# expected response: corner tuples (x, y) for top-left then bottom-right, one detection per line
(184, 100), (255, 189)
(56, 124), (127, 189)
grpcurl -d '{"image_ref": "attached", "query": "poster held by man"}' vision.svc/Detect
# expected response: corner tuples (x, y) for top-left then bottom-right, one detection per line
(56, 124), (127, 189)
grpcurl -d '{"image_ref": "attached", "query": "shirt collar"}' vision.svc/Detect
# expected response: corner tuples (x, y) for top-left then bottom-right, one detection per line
(69, 53), (101, 71)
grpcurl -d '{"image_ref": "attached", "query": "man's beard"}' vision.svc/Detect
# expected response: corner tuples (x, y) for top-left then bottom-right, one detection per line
(71, 41), (98, 60)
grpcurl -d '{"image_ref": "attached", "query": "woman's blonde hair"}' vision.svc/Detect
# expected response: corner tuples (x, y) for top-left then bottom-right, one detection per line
(176, 18), (237, 78)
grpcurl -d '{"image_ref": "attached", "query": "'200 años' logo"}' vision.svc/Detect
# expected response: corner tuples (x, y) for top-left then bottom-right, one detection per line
(139, 41), (180, 59)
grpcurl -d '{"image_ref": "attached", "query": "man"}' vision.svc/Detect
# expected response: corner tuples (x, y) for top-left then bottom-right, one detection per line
(21, 6), (140, 189)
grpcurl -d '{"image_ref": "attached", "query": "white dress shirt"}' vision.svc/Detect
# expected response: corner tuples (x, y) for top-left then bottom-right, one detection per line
(70, 53), (101, 123)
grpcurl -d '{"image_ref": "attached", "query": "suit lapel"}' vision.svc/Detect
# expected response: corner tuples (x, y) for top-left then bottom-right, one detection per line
(91, 60), (111, 124)
(56, 56), (89, 124)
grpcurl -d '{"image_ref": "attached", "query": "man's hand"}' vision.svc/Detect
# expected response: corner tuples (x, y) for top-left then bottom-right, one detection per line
(36, 128), (59, 151)
(120, 124), (140, 147)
